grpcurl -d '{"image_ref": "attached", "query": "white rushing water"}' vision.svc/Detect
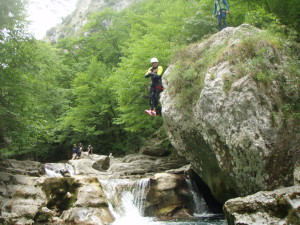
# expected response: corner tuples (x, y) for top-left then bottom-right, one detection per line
(43, 163), (224, 224)
(99, 178), (223, 225)
(132, 178), (151, 216)
(45, 163), (75, 177)
(186, 178), (210, 215)
(100, 178), (162, 225)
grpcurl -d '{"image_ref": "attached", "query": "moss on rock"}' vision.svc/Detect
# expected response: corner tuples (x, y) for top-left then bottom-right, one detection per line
(42, 177), (80, 213)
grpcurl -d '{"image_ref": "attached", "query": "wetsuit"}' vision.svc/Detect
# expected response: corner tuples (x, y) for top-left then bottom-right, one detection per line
(145, 66), (163, 110)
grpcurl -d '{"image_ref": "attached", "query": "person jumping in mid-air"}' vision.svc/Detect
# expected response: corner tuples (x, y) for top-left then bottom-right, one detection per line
(212, 0), (230, 31)
(144, 58), (163, 116)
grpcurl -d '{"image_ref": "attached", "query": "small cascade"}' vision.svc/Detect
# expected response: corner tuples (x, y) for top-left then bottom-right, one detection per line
(133, 178), (151, 216)
(185, 178), (210, 216)
(99, 179), (134, 218)
(99, 178), (152, 224)
(45, 163), (75, 177)
(111, 191), (155, 225)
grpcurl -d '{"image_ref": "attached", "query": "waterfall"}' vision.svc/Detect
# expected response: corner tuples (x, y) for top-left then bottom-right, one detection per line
(111, 191), (155, 225)
(99, 179), (134, 218)
(185, 178), (209, 216)
(45, 163), (75, 177)
(99, 178), (154, 225)
(133, 178), (151, 216)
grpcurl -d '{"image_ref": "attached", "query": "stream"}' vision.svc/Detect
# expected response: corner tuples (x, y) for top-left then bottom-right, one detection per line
(102, 179), (225, 225)
(45, 163), (226, 225)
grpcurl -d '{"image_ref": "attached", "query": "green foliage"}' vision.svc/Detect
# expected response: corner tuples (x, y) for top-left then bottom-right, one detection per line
(112, 34), (169, 132)
(1, 40), (69, 159)
(56, 58), (126, 155)
(0, 0), (27, 38)
(221, 31), (284, 92)
(244, 8), (282, 32)
(220, 0), (300, 39)
(2, 0), (299, 161)
(0, 0), (72, 160)
(83, 8), (130, 67)
(166, 41), (227, 108)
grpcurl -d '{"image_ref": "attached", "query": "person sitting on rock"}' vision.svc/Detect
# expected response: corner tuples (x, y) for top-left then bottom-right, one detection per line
(87, 145), (93, 155)
(71, 144), (77, 160)
(212, 0), (230, 31)
(144, 57), (164, 116)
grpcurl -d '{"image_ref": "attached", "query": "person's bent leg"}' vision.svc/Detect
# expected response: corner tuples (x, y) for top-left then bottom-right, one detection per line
(150, 88), (155, 110)
(153, 89), (159, 110)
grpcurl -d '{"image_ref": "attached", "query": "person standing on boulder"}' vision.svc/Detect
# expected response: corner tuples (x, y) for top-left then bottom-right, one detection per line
(144, 57), (164, 116)
(212, 0), (230, 31)
(87, 144), (93, 155)
(71, 144), (78, 160)
(77, 143), (83, 158)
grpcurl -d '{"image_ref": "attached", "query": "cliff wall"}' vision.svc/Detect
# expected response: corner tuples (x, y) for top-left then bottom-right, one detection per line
(161, 24), (300, 204)
(46, 0), (139, 43)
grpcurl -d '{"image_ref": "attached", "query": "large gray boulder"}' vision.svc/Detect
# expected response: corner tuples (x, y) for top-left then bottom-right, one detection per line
(0, 159), (45, 176)
(69, 153), (110, 175)
(0, 168), (114, 224)
(223, 186), (300, 225)
(139, 127), (173, 157)
(294, 162), (300, 186)
(108, 154), (188, 178)
(161, 24), (300, 203)
(60, 177), (114, 225)
(145, 173), (193, 219)
(0, 173), (47, 224)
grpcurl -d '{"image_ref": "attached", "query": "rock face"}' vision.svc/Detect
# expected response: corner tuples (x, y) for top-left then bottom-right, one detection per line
(0, 172), (114, 224)
(108, 153), (188, 178)
(0, 159), (46, 224)
(0, 153), (195, 224)
(294, 162), (300, 186)
(161, 24), (300, 203)
(60, 177), (114, 225)
(145, 173), (193, 219)
(46, 0), (139, 43)
(0, 173), (46, 225)
(0, 159), (45, 176)
(223, 186), (300, 225)
(0, 158), (114, 224)
(69, 153), (110, 175)
(139, 127), (173, 157)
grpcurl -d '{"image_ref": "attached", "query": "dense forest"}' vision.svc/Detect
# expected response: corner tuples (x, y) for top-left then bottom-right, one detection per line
(0, 0), (299, 162)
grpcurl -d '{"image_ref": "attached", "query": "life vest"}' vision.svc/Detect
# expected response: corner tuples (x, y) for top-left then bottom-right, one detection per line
(146, 65), (163, 76)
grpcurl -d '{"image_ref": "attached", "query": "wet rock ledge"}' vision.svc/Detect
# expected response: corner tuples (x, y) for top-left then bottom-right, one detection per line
(224, 186), (300, 225)
(0, 151), (194, 224)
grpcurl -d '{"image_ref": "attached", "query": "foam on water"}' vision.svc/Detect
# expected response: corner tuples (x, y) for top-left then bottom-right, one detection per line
(99, 177), (225, 225)
(186, 178), (209, 215)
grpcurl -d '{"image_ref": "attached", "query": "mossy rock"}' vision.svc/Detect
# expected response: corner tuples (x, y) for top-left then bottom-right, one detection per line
(42, 177), (80, 213)
(34, 208), (53, 223)
(157, 204), (182, 217)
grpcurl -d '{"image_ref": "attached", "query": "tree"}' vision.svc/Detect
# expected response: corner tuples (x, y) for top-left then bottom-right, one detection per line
(228, 0), (300, 37)
(56, 58), (125, 155)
